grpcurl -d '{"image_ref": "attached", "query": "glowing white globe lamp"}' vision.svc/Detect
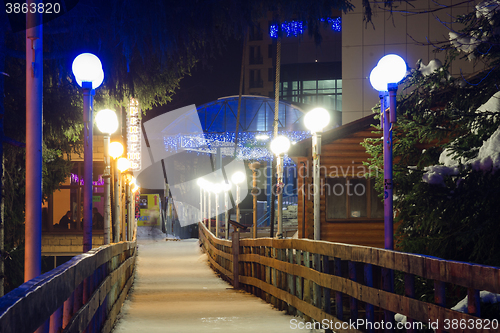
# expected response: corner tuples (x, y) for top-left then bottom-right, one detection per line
(377, 54), (407, 84)
(304, 107), (330, 133)
(231, 171), (245, 184)
(117, 157), (130, 173)
(95, 109), (119, 135)
(109, 142), (124, 159)
(72, 53), (104, 89)
(270, 135), (291, 155)
(369, 65), (388, 92)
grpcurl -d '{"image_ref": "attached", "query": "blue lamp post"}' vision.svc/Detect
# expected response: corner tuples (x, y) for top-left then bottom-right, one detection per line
(369, 54), (406, 251)
(72, 53), (104, 252)
(370, 53), (406, 331)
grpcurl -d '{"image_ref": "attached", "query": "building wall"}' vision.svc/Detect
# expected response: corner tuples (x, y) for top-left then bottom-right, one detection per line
(42, 234), (104, 256)
(297, 126), (385, 248)
(342, 0), (484, 124)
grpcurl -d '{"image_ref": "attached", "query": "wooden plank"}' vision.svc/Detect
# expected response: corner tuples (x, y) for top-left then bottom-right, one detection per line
(239, 275), (363, 333)
(237, 238), (500, 292)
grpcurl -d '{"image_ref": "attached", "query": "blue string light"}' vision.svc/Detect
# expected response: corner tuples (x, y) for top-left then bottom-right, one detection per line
(271, 17), (341, 38)
(162, 131), (312, 166)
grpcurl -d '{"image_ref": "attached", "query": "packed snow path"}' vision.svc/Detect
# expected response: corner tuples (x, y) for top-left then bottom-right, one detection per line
(112, 237), (314, 333)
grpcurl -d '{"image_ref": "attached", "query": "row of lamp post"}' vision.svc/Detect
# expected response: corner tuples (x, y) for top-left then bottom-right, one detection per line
(72, 52), (139, 251)
(74, 50), (403, 246)
(197, 171), (245, 238)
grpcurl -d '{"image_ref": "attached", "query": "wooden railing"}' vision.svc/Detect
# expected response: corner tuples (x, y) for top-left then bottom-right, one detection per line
(0, 240), (137, 333)
(199, 222), (500, 332)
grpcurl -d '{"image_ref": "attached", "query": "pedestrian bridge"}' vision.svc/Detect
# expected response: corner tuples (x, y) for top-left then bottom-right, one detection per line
(1, 223), (500, 332)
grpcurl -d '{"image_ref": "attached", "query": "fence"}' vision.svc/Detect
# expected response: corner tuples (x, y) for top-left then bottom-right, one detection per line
(0, 240), (136, 333)
(199, 222), (500, 332)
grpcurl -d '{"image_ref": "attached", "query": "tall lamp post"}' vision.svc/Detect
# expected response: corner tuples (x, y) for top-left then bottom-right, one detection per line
(117, 157), (130, 240)
(270, 135), (290, 239)
(304, 108), (330, 241)
(95, 109), (119, 244)
(249, 162), (261, 239)
(72, 53), (104, 252)
(109, 142), (124, 242)
(213, 183), (222, 238)
(221, 181), (231, 239)
(369, 54), (406, 250)
(370, 54), (406, 330)
(197, 178), (205, 225)
(231, 171), (246, 231)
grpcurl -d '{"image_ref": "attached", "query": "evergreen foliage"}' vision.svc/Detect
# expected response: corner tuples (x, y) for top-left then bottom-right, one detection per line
(362, 1), (500, 267)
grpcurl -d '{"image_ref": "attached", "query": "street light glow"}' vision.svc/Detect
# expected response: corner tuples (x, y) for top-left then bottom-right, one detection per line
(95, 109), (119, 135)
(231, 171), (245, 184)
(304, 107), (330, 133)
(270, 135), (291, 155)
(109, 142), (124, 159)
(377, 54), (407, 84)
(369, 54), (407, 92)
(117, 157), (130, 172)
(72, 53), (104, 89)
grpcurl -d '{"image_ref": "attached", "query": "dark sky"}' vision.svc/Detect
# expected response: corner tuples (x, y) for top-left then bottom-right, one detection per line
(143, 38), (243, 122)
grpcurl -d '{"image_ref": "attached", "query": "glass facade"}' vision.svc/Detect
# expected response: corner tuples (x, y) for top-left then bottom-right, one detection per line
(280, 79), (342, 112)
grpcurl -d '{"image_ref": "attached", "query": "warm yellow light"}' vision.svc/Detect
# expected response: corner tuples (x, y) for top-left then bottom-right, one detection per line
(109, 142), (124, 159)
(130, 177), (140, 192)
(117, 157), (130, 172)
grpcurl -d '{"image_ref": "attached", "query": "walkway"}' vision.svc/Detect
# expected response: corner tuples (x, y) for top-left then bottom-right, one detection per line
(112, 236), (315, 333)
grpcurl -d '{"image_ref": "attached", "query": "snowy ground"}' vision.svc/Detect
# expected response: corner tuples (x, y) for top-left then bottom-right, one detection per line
(112, 232), (322, 333)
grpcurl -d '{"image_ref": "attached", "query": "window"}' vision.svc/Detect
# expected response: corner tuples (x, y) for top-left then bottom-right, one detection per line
(249, 69), (263, 88)
(326, 177), (383, 220)
(279, 79), (342, 112)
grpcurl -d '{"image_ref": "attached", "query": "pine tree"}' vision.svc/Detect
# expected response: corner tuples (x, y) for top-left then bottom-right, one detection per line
(362, 0), (500, 267)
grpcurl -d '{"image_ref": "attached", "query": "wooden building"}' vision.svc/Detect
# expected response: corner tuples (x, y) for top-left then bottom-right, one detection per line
(288, 115), (385, 248)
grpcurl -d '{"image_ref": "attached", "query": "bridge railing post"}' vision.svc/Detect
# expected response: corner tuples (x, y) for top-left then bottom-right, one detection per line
(232, 230), (240, 289)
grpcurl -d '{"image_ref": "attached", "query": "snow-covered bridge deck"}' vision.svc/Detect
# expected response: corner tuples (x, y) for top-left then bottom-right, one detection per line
(111, 237), (305, 333)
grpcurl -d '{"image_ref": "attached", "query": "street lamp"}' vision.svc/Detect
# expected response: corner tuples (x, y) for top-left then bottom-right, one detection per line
(72, 53), (104, 252)
(95, 109), (119, 245)
(221, 181), (231, 239)
(109, 142), (124, 242)
(249, 162), (261, 239)
(231, 171), (246, 232)
(203, 180), (213, 230)
(212, 183), (222, 238)
(369, 54), (406, 250)
(117, 158), (130, 241)
(270, 135), (290, 238)
(304, 108), (330, 241)
(197, 178), (205, 225)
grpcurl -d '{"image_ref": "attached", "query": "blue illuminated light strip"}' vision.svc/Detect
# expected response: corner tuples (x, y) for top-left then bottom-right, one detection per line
(270, 17), (341, 38)
(162, 131), (312, 166)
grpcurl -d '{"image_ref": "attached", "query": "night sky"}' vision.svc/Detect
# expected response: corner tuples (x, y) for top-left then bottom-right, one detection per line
(143, 38), (243, 122)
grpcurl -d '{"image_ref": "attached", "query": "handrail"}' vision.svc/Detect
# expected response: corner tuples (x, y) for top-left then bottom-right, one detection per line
(0, 240), (137, 333)
(199, 222), (500, 332)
